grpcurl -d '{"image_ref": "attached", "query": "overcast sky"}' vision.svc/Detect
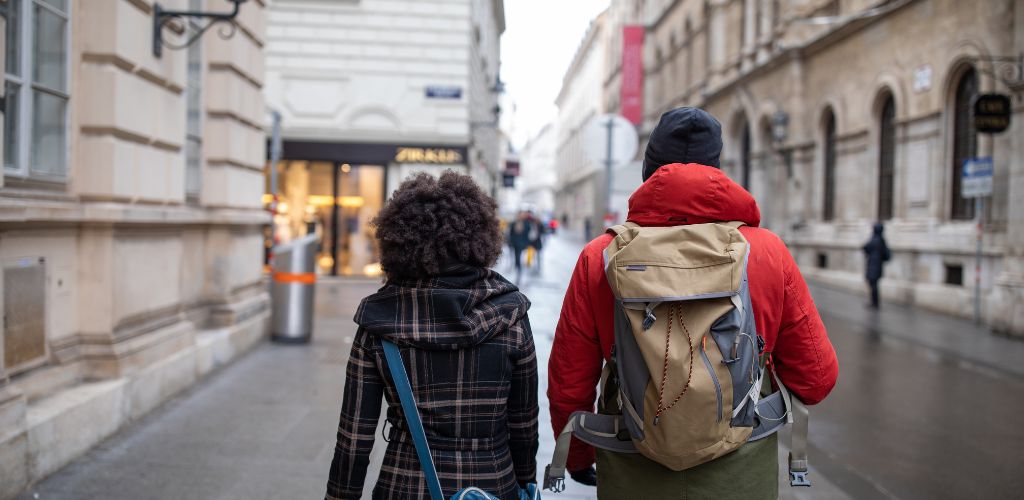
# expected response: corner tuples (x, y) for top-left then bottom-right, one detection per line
(500, 0), (610, 148)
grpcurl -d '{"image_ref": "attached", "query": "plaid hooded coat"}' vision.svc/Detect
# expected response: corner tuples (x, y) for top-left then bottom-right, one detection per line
(325, 266), (539, 500)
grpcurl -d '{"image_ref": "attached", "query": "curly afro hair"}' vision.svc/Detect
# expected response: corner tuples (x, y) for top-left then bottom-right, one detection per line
(373, 170), (503, 279)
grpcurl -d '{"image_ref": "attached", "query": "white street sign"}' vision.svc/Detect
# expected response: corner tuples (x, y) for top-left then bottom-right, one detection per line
(583, 114), (639, 168)
(962, 157), (993, 198)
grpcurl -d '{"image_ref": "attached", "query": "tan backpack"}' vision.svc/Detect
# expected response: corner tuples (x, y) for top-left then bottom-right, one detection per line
(544, 222), (811, 490)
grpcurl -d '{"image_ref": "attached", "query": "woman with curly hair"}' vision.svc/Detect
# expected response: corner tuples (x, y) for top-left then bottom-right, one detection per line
(325, 171), (539, 500)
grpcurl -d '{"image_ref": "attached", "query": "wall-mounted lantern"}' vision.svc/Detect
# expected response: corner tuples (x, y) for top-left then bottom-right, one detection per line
(771, 110), (789, 145)
(770, 110), (792, 179)
(153, 0), (248, 58)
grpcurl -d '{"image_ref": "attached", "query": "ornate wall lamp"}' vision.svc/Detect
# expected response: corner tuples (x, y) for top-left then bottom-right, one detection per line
(153, 0), (248, 58)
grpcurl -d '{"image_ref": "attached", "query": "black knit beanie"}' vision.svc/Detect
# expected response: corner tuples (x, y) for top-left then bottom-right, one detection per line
(643, 107), (723, 181)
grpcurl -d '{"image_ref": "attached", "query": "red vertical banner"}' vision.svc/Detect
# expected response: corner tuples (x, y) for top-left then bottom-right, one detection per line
(620, 25), (645, 126)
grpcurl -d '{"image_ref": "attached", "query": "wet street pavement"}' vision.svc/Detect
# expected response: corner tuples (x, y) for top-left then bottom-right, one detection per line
(18, 234), (1024, 499)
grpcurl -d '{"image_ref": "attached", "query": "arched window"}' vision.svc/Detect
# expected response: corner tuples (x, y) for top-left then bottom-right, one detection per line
(878, 95), (896, 220)
(823, 109), (837, 221)
(951, 68), (978, 220)
(741, 120), (752, 189)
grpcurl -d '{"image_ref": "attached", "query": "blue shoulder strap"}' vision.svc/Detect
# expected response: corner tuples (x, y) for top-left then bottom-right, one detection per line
(381, 340), (445, 500)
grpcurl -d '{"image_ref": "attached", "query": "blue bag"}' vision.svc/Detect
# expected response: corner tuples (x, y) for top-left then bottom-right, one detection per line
(382, 340), (541, 500)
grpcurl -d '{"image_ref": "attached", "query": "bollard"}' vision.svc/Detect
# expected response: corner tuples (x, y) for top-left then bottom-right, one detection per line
(271, 234), (318, 343)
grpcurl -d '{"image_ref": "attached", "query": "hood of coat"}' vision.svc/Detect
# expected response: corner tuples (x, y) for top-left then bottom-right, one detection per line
(627, 163), (761, 227)
(353, 265), (529, 350)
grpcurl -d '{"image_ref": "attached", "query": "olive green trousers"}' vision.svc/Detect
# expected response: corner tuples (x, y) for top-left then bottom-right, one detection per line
(595, 433), (779, 500)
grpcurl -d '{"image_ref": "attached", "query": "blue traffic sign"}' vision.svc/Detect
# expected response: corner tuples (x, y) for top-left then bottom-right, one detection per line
(962, 157), (993, 198)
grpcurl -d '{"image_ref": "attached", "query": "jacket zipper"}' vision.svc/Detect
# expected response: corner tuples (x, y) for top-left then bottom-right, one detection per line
(700, 341), (723, 423)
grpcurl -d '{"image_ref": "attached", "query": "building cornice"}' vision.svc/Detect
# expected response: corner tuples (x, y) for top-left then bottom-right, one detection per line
(0, 196), (270, 228)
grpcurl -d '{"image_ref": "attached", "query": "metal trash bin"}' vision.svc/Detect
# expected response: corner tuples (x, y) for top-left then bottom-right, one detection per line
(271, 234), (318, 343)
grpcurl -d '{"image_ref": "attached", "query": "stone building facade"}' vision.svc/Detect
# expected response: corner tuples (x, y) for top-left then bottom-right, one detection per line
(0, 1), (270, 495)
(263, 0), (505, 277)
(554, 12), (607, 240)
(637, 0), (1023, 334)
(516, 122), (557, 216)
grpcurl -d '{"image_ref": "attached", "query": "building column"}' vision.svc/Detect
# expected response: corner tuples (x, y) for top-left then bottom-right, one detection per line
(987, 5), (1024, 337)
(757, 0), (774, 63)
(742, 0), (757, 70)
(989, 99), (1024, 336)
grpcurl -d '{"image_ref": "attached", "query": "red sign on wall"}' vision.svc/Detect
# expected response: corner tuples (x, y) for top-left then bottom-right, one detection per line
(620, 25), (645, 126)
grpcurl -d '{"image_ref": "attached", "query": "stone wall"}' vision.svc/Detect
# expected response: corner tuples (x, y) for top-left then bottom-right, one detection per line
(0, 1), (271, 497)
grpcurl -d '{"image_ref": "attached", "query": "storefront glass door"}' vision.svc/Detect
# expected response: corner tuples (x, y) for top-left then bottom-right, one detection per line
(267, 160), (385, 277)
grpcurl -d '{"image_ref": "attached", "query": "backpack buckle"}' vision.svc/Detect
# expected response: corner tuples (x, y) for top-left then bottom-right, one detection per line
(543, 465), (565, 493)
(642, 304), (657, 330)
(788, 453), (810, 486)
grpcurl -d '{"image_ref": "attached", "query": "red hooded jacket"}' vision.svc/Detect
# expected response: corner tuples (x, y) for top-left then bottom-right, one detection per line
(548, 163), (839, 472)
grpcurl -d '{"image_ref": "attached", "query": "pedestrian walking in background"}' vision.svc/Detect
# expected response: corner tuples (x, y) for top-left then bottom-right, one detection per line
(508, 211), (532, 282)
(325, 171), (539, 500)
(526, 211), (544, 274)
(546, 107), (839, 499)
(863, 222), (891, 309)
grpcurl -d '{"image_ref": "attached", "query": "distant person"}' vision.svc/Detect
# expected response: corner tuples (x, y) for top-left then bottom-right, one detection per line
(527, 211), (544, 274)
(508, 211), (532, 280)
(863, 222), (891, 309)
(546, 107), (839, 498)
(583, 217), (592, 242)
(325, 171), (539, 499)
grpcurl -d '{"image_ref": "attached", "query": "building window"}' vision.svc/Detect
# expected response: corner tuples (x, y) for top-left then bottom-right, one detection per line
(822, 108), (837, 221)
(951, 68), (978, 220)
(944, 263), (963, 286)
(185, 0), (203, 201)
(740, 120), (751, 189)
(817, 252), (828, 269)
(3, 0), (69, 181)
(878, 95), (896, 220)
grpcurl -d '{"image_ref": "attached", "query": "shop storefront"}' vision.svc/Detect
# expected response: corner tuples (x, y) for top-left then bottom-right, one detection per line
(266, 141), (469, 277)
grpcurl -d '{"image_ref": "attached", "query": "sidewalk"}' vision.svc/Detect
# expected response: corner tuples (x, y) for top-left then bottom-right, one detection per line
(15, 282), (378, 500)
(20, 234), (1023, 499)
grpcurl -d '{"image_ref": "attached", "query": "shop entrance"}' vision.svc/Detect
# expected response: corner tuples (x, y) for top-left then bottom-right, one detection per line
(268, 160), (385, 277)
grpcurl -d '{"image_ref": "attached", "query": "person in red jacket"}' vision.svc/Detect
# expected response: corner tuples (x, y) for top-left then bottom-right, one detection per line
(548, 107), (839, 497)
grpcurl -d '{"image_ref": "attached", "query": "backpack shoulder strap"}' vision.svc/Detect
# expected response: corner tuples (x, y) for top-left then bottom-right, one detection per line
(607, 221), (640, 236)
(381, 340), (445, 500)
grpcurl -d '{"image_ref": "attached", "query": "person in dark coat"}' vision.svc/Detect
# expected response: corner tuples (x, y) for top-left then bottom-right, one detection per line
(508, 211), (531, 279)
(325, 171), (539, 500)
(526, 211), (544, 274)
(863, 222), (892, 308)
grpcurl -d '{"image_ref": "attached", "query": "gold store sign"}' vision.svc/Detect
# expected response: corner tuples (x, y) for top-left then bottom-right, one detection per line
(394, 147), (463, 164)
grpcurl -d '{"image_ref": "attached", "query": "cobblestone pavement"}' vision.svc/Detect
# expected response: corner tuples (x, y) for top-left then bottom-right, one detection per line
(19, 234), (1024, 500)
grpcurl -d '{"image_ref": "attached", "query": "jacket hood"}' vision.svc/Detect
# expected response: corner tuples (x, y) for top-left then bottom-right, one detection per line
(627, 163), (761, 227)
(353, 265), (529, 350)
